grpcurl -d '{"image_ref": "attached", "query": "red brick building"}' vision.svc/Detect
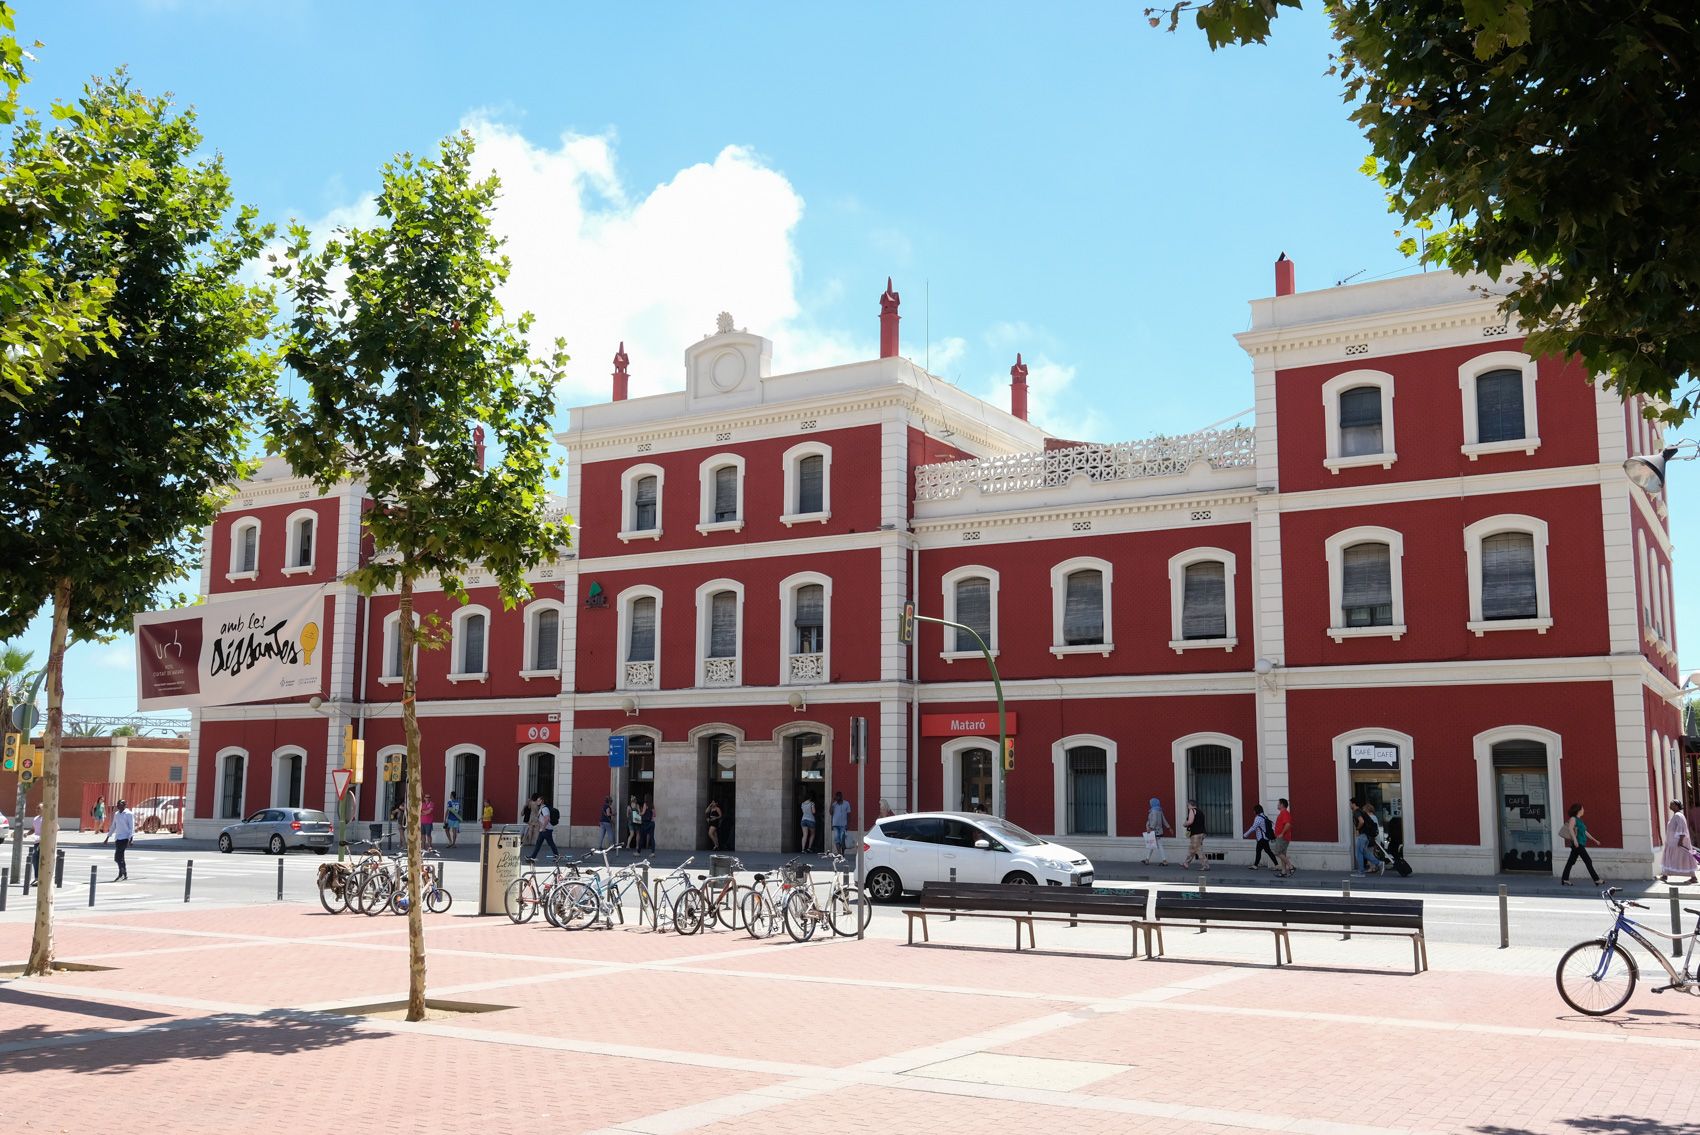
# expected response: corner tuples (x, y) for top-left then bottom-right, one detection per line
(186, 264), (1682, 876)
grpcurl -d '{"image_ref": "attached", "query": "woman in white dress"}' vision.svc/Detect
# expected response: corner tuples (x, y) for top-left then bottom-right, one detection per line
(1660, 800), (1696, 882)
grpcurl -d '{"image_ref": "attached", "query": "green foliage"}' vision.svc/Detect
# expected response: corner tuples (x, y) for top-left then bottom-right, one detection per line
(269, 130), (571, 603)
(1151, 0), (1700, 419)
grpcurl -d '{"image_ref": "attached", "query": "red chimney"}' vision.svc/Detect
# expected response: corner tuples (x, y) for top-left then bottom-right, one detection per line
(612, 341), (629, 402)
(879, 278), (900, 359)
(473, 425), (486, 470)
(1010, 353), (1029, 422)
(1275, 252), (1295, 297)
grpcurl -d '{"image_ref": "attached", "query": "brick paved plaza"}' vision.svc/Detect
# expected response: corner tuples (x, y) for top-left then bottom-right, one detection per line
(3, 899), (1699, 1134)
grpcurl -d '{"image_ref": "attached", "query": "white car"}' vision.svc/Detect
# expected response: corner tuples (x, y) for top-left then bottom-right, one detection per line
(0, 810), (9, 844)
(861, 811), (1094, 901)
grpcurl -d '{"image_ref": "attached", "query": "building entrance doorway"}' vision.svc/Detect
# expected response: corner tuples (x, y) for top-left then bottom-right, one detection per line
(701, 734), (737, 850)
(1185, 744), (1232, 840)
(1493, 740), (1551, 872)
(958, 747), (993, 813)
(525, 750), (555, 822)
(273, 752), (303, 809)
(450, 751), (480, 830)
(220, 755), (246, 820)
(786, 732), (826, 851)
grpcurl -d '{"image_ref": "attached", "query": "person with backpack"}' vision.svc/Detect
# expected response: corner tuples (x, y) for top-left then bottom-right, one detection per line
(1142, 796), (1172, 865)
(1243, 803), (1278, 870)
(1352, 799), (1383, 878)
(1559, 802), (1603, 886)
(1182, 799), (1209, 870)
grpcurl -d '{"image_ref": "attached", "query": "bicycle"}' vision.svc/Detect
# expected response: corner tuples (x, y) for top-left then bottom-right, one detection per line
(780, 854), (870, 942)
(506, 854), (578, 925)
(389, 850), (452, 915)
(740, 867), (790, 940)
(356, 849), (410, 917)
(675, 857), (751, 935)
(627, 857), (697, 931)
(550, 847), (631, 929)
(1556, 886), (1700, 1015)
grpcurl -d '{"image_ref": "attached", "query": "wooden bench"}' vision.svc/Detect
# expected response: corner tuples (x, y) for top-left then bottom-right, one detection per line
(903, 882), (1153, 957)
(1150, 892), (1428, 973)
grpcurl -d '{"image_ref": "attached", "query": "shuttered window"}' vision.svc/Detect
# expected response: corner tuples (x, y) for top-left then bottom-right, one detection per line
(713, 465), (738, 522)
(1338, 386), (1384, 457)
(794, 584), (824, 653)
(294, 518), (314, 567)
(239, 524), (257, 573)
(1063, 569), (1104, 645)
(708, 591), (737, 658)
(1476, 369), (1525, 443)
(954, 577), (991, 651)
(797, 454), (824, 514)
(1181, 561), (1227, 640)
(628, 597), (656, 662)
(1341, 542), (1393, 626)
(532, 608), (559, 671)
(460, 614), (486, 673)
(1066, 746), (1108, 835)
(633, 475), (658, 531)
(1481, 531), (1538, 619)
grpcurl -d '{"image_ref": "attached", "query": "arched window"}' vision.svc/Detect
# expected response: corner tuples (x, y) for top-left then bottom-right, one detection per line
(1325, 526), (1406, 640)
(1167, 549), (1236, 651)
(697, 454), (745, 531)
(696, 580), (743, 687)
(1464, 515), (1552, 634)
(780, 573), (831, 684)
(1459, 351), (1541, 457)
(619, 463), (665, 541)
(284, 509), (316, 573)
(781, 442), (832, 525)
(1321, 370), (1396, 472)
(450, 606), (489, 679)
(1050, 735), (1118, 837)
(618, 587), (662, 689)
(1051, 558), (1113, 655)
(217, 748), (248, 820)
(228, 518), (261, 579)
(522, 601), (563, 676)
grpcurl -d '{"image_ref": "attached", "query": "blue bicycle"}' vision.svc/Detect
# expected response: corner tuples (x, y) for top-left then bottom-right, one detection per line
(1556, 887), (1700, 1015)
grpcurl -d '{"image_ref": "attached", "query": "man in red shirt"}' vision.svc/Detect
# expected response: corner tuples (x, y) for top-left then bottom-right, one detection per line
(1272, 798), (1295, 878)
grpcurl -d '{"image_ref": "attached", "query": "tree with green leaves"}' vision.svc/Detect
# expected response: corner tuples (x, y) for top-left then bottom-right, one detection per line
(270, 131), (569, 1022)
(1150, 1), (1700, 420)
(0, 74), (276, 976)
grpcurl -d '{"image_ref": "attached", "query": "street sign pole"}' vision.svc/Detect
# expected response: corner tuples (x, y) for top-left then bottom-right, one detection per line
(608, 735), (628, 853)
(852, 715), (867, 941)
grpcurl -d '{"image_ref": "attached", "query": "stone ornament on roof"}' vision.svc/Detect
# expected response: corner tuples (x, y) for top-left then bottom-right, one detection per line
(716, 311), (735, 334)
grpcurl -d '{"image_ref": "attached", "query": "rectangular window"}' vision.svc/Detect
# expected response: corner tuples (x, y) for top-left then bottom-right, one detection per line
(1341, 542), (1393, 626)
(797, 454), (824, 514)
(1181, 561), (1228, 640)
(633, 475), (658, 531)
(794, 584), (824, 653)
(295, 518), (314, 567)
(1338, 386), (1384, 457)
(708, 591), (737, 658)
(1481, 531), (1538, 619)
(953, 577), (991, 651)
(1063, 569), (1105, 645)
(628, 597), (656, 662)
(168, 765), (184, 783)
(713, 466), (738, 522)
(1476, 369), (1525, 443)
(533, 608), (559, 671)
(1066, 747), (1108, 835)
(240, 525), (258, 573)
(461, 615), (486, 673)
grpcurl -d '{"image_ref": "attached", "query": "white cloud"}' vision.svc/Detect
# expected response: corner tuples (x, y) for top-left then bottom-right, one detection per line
(968, 353), (1105, 443)
(84, 644), (136, 672)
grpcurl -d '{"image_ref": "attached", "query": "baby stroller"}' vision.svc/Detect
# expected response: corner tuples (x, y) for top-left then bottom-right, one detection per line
(1372, 817), (1413, 877)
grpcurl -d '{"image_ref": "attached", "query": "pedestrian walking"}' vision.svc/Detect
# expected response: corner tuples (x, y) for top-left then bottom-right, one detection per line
(1243, 804), (1278, 870)
(640, 797), (656, 851)
(800, 795), (817, 853)
(444, 792), (462, 847)
(91, 795), (107, 835)
(1352, 799), (1383, 877)
(521, 795), (539, 847)
(830, 790), (851, 855)
(1559, 802), (1604, 886)
(705, 799), (723, 850)
(528, 794), (558, 862)
(1143, 797), (1172, 865)
(1182, 800), (1208, 870)
(420, 794), (436, 850)
(480, 798), (493, 833)
(1272, 798), (1295, 877)
(103, 799), (134, 881)
(1659, 799), (1697, 883)
(627, 796), (642, 850)
(598, 796), (615, 849)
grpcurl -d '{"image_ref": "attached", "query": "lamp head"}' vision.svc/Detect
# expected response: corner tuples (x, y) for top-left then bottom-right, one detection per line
(1624, 447), (1675, 493)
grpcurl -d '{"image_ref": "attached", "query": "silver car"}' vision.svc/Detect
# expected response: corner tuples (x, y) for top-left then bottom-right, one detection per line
(217, 808), (334, 855)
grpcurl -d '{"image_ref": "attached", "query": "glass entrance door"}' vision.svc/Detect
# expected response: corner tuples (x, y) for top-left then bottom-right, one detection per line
(959, 748), (993, 813)
(790, 733), (825, 851)
(1497, 768), (1551, 872)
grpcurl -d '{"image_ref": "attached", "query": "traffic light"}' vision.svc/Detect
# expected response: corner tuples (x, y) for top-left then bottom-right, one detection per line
(2, 731), (17, 771)
(382, 753), (402, 783)
(897, 601), (915, 645)
(1002, 738), (1015, 772)
(350, 739), (365, 783)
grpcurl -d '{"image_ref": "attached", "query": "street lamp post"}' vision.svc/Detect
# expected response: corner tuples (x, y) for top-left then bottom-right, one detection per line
(899, 605), (1009, 819)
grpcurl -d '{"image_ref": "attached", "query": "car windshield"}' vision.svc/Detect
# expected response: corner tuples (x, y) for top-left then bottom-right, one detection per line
(977, 818), (1046, 847)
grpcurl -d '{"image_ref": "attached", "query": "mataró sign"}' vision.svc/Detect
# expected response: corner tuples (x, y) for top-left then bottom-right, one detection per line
(920, 712), (1019, 737)
(134, 586), (324, 710)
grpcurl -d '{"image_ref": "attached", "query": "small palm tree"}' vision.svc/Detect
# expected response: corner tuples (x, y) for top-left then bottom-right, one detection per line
(0, 644), (39, 729)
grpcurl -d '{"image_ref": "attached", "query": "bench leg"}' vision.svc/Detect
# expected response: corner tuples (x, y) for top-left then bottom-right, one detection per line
(1026, 918), (1036, 950)
(1415, 933), (1427, 974)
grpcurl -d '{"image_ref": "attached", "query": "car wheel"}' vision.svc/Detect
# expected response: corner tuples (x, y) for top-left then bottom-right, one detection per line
(218, 833), (233, 854)
(1002, 871), (1036, 886)
(865, 867), (902, 903)
(141, 816), (160, 835)
(268, 834), (286, 855)
(313, 846), (329, 855)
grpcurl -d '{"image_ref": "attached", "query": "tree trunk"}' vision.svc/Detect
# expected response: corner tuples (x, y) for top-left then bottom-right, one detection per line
(26, 578), (72, 976)
(399, 573), (427, 1021)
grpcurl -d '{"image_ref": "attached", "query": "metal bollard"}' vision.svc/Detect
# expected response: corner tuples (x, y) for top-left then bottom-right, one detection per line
(1498, 884), (1509, 949)
(1342, 879), (1351, 940)
(1, 867), (7, 911)
(88, 864), (97, 906)
(947, 866), (957, 922)
(1198, 874), (1208, 934)
(54, 848), (64, 888)
(1673, 885), (1683, 937)
(184, 859), (193, 903)
(277, 857), (285, 901)
(21, 856), (30, 896)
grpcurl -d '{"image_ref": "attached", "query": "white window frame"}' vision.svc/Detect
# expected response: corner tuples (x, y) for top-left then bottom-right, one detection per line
(447, 603), (491, 683)
(377, 611), (415, 686)
(1470, 725), (1563, 863)
(227, 516), (261, 581)
(1166, 547), (1238, 653)
(779, 571), (833, 685)
(780, 441), (832, 526)
(617, 585), (664, 690)
(1638, 530), (1653, 634)
(215, 746), (248, 821)
(694, 578), (745, 688)
(1171, 732), (1246, 849)
(619, 463), (665, 542)
(1332, 727), (1417, 846)
(1324, 526), (1407, 641)
(1459, 351), (1541, 458)
(941, 565), (1000, 661)
(1049, 556), (1114, 657)
(270, 745), (308, 809)
(282, 508), (317, 575)
(520, 599), (564, 680)
(1051, 733), (1118, 839)
(696, 453), (746, 534)
(442, 744), (487, 828)
(1321, 369), (1397, 473)
(1463, 514), (1553, 635)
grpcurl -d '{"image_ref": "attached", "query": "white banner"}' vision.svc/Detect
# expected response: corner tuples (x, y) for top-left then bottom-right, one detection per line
(134, 586), (325, 710)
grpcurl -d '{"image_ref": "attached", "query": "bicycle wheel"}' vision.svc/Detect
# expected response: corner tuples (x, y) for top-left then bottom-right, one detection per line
(828, 884), (871, 937)
(505, 877), (538, 924)
(713, 885), (748, 931)
(426, 885), (453, 914)
(1556, 938), (1637, 1015)
(318, 872), (348, 915)
(556, 880), (599, 929)
(674, 889), (708, 935)
(741, 891), (773, 939)
(358, 875), (391, 917)
(783, 889), (817, 943)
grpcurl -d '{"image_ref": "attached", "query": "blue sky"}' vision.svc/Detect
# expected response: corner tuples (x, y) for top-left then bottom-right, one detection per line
(11, 1), (1693, 715)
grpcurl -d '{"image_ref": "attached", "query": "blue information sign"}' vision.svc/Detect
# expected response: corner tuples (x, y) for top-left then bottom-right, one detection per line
(608, 735), (628, 768)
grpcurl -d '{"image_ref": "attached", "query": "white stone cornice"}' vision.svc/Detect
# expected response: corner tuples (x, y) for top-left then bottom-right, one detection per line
(1274, 460), (1626, 513)
(911, 491), (1258, 536)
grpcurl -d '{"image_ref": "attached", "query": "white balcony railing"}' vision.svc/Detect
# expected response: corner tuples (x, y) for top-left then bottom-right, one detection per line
(623, 660), (657, 690)
(788, 652), (824, 683)
(703, 656), (738, 686)
(914, 426), (1255, 502)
